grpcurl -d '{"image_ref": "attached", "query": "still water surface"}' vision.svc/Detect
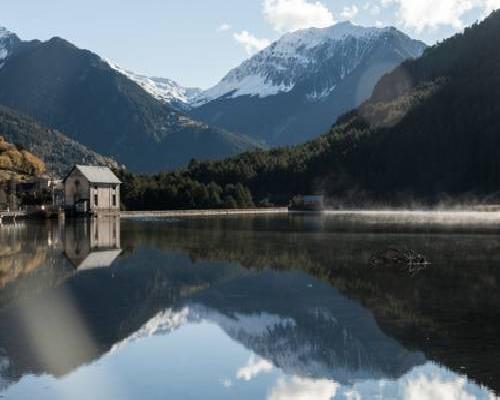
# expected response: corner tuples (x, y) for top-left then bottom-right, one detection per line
(0, 214), (499, 399)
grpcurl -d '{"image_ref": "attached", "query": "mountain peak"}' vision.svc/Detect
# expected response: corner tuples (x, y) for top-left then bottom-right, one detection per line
(106, 60), (202, 107)
(0, 26), (20, 66)
(279, 21), (390, 48)
(193, 23), (425, 106)
(0, 26), (14, 39)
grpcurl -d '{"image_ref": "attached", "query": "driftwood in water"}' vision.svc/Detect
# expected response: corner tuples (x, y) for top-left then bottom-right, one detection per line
(369, 247), (430, 275)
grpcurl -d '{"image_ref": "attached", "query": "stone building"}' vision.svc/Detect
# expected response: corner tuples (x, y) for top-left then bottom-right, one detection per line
(64, 165), (121, 215)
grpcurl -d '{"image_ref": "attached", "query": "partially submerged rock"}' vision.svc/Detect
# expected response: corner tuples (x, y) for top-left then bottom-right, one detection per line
(369, 247), (430, 274)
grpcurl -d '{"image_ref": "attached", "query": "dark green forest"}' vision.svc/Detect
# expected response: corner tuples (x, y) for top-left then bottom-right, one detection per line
(119, 10), (500, 210)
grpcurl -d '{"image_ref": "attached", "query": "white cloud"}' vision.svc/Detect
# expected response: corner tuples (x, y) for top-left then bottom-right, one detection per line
(363, 2), (381, 15)
(236, 356), (274, 381)
(483, 0), (500, 14)
(404, 375), (481, 400)
(380, 0), (396, 7)
(233, 31), (271, 55)
(263, 0), (335, 33)
(341, 5), (359, 19)
(217, 23), (231, 32)
(386, 0), (500, 32)
(397, 0), (477, 31)
(375, 20), (384, 27)
(221, 379), (233, 388)
(268, 376), (338, 400)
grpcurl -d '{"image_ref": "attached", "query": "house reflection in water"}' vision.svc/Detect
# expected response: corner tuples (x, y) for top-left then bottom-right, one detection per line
(64, 218), (122, 271)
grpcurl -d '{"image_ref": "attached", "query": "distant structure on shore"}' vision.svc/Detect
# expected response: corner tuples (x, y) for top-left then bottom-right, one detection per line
(289, 195), (325, 212)
(64, 165), (121, 216)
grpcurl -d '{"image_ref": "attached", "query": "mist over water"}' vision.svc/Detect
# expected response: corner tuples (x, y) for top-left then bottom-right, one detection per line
(322, 209), (500, 226)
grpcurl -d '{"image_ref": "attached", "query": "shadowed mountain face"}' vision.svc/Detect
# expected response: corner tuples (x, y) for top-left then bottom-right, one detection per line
(0, 105), (117, 176)
(0, 35), (260, 172)
(0, 216), (499, 397)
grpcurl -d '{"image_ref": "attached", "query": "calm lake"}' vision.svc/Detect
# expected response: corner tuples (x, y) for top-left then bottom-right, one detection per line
(0, 213), (499, 399)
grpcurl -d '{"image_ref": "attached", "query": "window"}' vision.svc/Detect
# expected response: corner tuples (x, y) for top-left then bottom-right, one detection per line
(112, 194), (117, 207)
(94, 194), (98, 207)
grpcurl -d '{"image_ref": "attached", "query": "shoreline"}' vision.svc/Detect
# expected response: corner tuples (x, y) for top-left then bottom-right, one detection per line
(119, 207), (500, 220)
(120, 208), (289, 219)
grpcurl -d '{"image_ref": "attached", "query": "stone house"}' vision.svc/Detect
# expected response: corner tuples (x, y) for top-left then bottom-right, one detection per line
(64, 165), (121, 214)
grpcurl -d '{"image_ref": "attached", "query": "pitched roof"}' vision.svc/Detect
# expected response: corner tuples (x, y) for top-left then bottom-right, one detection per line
(67, 165), (121, 184)
(77, 250), (122, 270)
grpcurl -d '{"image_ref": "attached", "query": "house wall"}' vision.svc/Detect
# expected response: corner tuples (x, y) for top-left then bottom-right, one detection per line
(89, 217), (121, 248)
(89, 184), (120, 211)
(64, 169), (120, 212)
(64, 170), (90, 207)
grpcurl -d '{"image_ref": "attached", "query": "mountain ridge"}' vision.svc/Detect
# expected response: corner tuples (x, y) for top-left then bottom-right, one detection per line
(106, 60), (202, 110)
(190, 21), (426, 146)
(0, 33), (261, 172)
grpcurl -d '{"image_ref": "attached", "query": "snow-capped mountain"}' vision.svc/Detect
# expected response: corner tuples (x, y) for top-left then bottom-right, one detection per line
(0, 27), (20, 68)
(0, 30), (259, 172)
(190, 22), (426, 146)
(107, 269), (426, 384)
(107, 61), (201, 109)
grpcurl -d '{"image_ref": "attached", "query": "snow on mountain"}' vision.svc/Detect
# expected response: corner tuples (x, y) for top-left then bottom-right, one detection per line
(193, 22), (425, 106)
(107, 60), (201, 106)
(0, 27), (20, 68)
(110, 305), (295, 354)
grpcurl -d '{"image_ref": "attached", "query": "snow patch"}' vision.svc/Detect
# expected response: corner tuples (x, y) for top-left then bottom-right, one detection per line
(278, 21), (390, 51)
(110, 308), (190, 353)
(110, 305), (296, 353)
(306, 85), (337, 102)
(107, 60), (201, 105)
(194, 73), (294, 105)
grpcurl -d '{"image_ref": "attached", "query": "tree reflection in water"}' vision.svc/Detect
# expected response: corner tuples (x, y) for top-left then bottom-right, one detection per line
(0, 215), (498, 399)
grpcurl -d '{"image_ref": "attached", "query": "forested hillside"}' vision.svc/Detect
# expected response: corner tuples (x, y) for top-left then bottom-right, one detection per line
(0, 105), (117, 177)
(119, 10), (500, 209)
(0, 136), (45, 180)
(0, 36), (260, 172)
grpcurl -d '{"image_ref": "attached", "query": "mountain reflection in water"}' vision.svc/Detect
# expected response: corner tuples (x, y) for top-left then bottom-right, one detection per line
(0, 215), (498, 399)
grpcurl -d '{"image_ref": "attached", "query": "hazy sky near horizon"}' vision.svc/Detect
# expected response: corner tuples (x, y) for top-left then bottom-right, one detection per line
(1, 0), (498, 88)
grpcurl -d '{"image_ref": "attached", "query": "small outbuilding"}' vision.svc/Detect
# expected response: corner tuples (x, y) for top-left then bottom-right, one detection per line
(289, 195), (325, 212)
(64, 165), (121, 215)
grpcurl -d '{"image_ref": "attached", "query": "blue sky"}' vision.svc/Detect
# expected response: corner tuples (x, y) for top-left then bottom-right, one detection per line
(1, 0), (498, 88)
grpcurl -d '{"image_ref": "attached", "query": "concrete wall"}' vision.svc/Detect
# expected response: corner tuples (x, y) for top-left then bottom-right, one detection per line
(88, 184), (120, 212)
(121, 208), (289, 218)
